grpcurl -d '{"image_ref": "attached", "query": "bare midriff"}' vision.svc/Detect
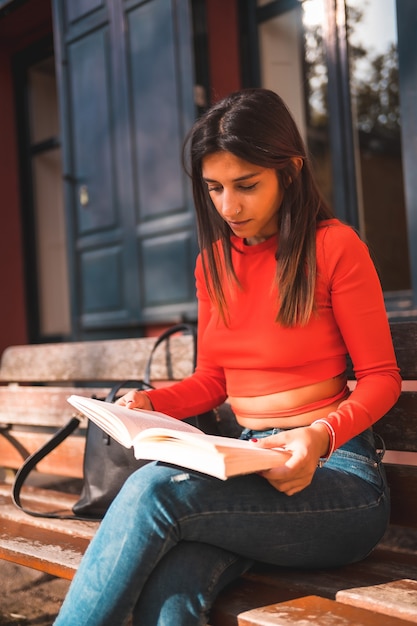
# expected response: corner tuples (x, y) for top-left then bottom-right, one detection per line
(230, 373), (349, 429)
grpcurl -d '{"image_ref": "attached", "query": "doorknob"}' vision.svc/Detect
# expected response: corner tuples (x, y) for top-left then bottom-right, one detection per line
(79, 184), (89, 207)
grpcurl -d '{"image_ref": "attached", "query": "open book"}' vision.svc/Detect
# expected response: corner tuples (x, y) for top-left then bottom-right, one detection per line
(67, 395), (290, 480)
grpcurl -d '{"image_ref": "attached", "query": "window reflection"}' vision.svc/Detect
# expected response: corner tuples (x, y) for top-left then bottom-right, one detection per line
(301, 0), (333, 206)
(257, 0), (333, 206)
(346, 0), (410, 291)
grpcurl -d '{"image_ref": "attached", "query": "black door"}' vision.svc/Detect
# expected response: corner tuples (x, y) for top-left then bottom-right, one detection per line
(53, 0), (198, 338)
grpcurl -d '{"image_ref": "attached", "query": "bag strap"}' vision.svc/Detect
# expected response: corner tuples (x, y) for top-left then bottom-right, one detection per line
(144, 323), (197, 385)
(12, 416), (82, 519)
(104, 379), (154, 403)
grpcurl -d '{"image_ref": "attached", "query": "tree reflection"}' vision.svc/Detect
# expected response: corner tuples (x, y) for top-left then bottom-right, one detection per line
(303, 1), (400, 143)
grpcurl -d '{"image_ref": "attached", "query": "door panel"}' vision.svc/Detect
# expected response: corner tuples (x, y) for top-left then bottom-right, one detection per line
(63, 13), (134, 331)
(125, 0), (198, 321)
(68, 28), (116, 234)
(81, 245), (123, 312)
(127, 0), (184, 218)
(141, 232), (195, 307)
(65, 0), (105, 24)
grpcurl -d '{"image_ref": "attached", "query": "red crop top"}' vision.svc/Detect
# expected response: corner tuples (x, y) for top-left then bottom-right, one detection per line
(146, 219), (401, 449)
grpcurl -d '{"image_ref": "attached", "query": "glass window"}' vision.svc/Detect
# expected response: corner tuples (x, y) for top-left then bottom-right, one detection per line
(256, 0), (411, 298)
(346, 0), (410, 292)
(301, 0), (333, 207)
(257, 0), (333, 207)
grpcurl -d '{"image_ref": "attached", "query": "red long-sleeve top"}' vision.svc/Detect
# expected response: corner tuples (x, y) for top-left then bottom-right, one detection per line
(146, 219), (401, 449)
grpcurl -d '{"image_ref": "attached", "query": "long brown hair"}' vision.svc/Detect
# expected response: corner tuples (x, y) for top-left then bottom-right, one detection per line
(184, 88), (333, 326)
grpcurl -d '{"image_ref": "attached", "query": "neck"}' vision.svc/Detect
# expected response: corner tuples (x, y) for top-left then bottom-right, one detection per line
(245, 234), (274, 246)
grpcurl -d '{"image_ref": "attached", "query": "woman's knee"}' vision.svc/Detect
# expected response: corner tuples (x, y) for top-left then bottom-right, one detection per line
(112, 462), (208, 519)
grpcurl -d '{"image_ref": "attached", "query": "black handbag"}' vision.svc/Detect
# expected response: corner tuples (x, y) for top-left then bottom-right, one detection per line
(12, 324), (240, 520)
(71, 380), (153, 519)
(73, 323), (204, 518)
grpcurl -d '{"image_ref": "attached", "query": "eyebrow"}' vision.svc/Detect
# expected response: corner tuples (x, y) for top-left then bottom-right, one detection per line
(202, 172), (259, 183)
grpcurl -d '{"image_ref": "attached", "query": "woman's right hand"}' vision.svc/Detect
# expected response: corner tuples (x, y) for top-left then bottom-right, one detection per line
(116, 389), (154, 411)
(253, 423), (330, 496)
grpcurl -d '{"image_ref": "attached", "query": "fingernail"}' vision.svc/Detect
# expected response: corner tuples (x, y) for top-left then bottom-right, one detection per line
(250, 438), (258, 442)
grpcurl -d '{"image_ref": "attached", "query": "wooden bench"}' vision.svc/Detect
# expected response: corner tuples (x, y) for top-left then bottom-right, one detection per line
(0, 322), (416, 625)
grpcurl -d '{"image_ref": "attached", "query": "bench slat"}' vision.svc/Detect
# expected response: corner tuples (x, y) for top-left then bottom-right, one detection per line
(0, 336), (194, 382)
(385, 465), (417, 527)
(0, 486), (96, 535)
(0, 517), (88, 580)
(241, 549), (417, 623)
(0, 487), (97, 580)
(390, 322), (417, 379)
(0, 430), (85, 476)
(336, 578), (417, 623)
(211, 584), (413, 625)
(245, 548), (417, 592)
(375, 392), (417, 451)
(0, 486), (97, 580)
(0, 386), (100, 427)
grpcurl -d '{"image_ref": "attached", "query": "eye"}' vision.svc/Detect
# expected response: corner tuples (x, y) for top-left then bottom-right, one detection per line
(238, 183), (258, 191)
(207, 185), (222, 193)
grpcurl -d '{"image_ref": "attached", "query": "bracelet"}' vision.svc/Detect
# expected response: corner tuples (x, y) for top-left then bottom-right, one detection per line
(312, 418), (336, 467)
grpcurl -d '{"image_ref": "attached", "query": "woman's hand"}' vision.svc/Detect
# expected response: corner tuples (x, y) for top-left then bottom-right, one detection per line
(116, 389), (154, 411)
(253, 423), (330, 496)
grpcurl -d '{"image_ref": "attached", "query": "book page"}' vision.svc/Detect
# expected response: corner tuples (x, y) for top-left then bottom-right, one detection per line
(67, 395), (201, 448)
(132, 428), (291, 479)
(134, 427), (289, 455)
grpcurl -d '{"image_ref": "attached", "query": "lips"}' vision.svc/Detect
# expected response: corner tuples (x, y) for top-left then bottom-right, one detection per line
(228, 219), (251, 228)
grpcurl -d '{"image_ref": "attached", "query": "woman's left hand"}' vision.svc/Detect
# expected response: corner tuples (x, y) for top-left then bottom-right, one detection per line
(253, 423), (330, 496)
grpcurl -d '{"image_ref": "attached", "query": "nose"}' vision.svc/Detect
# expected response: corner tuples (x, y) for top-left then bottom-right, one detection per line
(220, 188), (239, 219)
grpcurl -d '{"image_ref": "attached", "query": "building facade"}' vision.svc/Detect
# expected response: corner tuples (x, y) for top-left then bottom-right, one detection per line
(0, 0), (416, 354)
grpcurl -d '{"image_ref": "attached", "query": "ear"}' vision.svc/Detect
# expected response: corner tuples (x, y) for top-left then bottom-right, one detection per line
(291, 156), (304, 176)
(284, 157), (304, 188)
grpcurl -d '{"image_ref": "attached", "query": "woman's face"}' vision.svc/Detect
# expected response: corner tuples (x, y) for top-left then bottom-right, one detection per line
(202, 151), (284, 245)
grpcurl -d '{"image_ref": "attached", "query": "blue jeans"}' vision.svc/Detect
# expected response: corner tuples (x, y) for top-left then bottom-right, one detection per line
(54, 428), (389, 626)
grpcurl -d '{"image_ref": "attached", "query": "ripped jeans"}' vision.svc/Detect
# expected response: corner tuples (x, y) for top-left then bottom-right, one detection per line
(54, 428), (389, 626)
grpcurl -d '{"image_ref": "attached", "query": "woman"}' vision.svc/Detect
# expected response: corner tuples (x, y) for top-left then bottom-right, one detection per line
(54, 88), (401, 625)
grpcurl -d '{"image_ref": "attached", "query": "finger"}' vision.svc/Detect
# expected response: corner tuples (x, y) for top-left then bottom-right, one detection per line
(116, 390), (139, 406)
(116, 395), (130, 405)
(260, 468), (314, 493)
(268, 477), (310, 496)
(251, 433), (288, 449)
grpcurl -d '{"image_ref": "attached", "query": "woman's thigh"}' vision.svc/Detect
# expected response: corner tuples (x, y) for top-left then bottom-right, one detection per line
(129, 455), (389, 570)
